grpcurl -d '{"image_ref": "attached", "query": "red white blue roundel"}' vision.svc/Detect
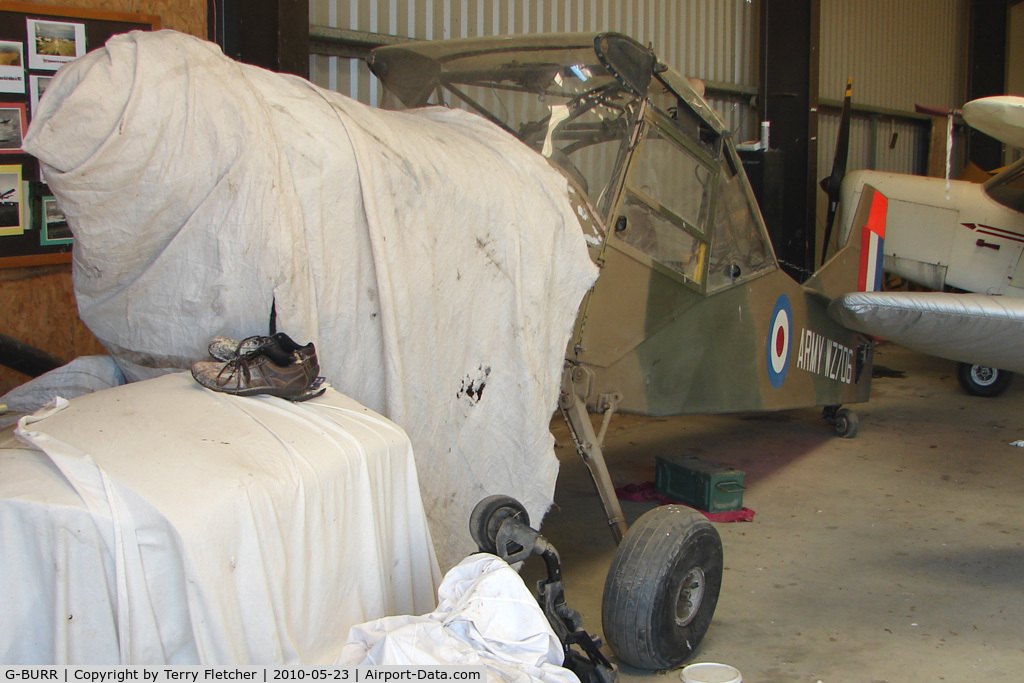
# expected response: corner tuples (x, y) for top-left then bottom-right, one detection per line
(766, 295), (792, 388)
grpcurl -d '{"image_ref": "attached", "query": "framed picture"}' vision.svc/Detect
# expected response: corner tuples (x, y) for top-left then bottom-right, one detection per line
(39, 195), (70, 245)
(21, 180), (30, 232)
(0, 163), (22, 236)
(0, 102), (26, 152)
(0, 4), (159, 269)
(0, 39), (24, 94)
(29, 74), (52, 115)
(26, 18), (86, 71)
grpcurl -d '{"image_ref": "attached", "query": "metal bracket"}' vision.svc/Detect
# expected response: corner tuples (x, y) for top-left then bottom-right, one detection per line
(490, 514), (617, 683)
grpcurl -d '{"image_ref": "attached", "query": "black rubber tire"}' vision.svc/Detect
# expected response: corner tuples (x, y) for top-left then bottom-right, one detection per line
(468, 495), (529, 554)
(957, 363), (1013, 398)
(833, 408), (858, 438)
(601, 505), (723, 671)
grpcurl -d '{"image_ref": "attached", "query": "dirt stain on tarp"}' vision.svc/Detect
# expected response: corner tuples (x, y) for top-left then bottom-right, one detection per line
(457, 365), (491, 403)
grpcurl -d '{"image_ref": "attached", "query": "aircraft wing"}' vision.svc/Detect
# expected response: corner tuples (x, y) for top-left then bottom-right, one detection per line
(962, 96), (1024, 149)
(828, 291), (1024, 372)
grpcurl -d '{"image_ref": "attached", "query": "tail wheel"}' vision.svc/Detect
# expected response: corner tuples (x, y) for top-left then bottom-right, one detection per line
(833, 408), (858, 438)
(957, 363), (1013, 398)
(601, 505), (723, 670)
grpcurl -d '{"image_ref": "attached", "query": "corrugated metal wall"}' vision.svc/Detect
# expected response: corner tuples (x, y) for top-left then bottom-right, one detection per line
(816, 0), (968, 245)
(819, 0), (966, 112)
(817, 0), (968, 178)
(309, 0), (760, 139)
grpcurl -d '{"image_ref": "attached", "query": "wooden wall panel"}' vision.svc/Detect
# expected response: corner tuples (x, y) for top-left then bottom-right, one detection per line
(1, 265), (106, 394)
(1, 2), (202, 395)
(12, 0), (203, 35)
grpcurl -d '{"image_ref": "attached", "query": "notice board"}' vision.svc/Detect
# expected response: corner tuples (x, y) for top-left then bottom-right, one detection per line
(0, 2), (159, 268)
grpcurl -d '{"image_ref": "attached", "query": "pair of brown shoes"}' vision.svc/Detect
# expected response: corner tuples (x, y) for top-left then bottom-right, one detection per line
(191, 333), (326, 401)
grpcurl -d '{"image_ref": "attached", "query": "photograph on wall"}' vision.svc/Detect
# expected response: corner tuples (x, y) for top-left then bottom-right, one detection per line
(0, 164), (23, 236)
(29, 74), (52, 115)
(0, 103), (27, 152)
(26, 19), (86, 71)
(39, 195), (71, 245)
(0, 40), (25, 94)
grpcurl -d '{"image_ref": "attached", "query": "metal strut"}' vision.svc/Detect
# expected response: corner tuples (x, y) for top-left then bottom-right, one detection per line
(480, 500), (617, 683)
(559, 382), (627, 544)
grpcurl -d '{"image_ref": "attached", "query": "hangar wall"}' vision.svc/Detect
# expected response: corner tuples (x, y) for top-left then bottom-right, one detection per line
(814, 0), (968, 255)
(309, 0), (761, 140)
(817, 0), (969, 179)
(0, 0), (206, 394)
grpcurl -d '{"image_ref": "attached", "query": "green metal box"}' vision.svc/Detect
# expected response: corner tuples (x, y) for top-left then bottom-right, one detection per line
(654, 454), (746, 513)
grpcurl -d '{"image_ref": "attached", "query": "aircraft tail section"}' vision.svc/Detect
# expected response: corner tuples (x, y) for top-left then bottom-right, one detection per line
(804, 184), (888, 300)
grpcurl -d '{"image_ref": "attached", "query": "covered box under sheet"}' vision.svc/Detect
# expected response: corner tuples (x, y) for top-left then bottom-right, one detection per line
(0, 373), (440, 664)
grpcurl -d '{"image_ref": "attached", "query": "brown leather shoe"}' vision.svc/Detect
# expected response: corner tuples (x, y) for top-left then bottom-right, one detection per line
(191, 336), (323, 401)
(208, 332), (310, 363)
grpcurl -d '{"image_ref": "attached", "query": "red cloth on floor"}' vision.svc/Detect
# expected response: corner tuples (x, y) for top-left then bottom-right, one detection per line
(614, 482), (755, 522)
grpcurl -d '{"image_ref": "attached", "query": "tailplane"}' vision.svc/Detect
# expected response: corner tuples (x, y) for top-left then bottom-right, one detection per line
(804, 184), (888, 299)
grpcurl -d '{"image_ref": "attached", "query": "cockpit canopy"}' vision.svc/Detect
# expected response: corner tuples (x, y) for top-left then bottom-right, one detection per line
(983, 156), (1024, 214)
(370, 32), (776, 293)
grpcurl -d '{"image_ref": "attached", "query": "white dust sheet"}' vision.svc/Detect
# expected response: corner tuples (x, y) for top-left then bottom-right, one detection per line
(0, 373), (440, 664)
(22, 30), (599, 570)
(339, 553), (580, 683)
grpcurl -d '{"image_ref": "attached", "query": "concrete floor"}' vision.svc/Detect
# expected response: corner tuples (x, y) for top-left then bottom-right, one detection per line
(533, 343), (1024, 683)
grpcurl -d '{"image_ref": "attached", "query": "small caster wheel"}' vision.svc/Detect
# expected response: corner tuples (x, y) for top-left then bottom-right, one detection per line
(832, 408), (858, 438)
(469, 495), (529, 554)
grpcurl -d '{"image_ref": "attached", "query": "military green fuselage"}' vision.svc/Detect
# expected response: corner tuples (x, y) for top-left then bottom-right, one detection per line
(371, 32), (875, 419)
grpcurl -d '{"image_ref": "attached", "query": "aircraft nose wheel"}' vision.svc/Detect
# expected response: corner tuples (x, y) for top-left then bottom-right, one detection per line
(601, 505), (723, 670)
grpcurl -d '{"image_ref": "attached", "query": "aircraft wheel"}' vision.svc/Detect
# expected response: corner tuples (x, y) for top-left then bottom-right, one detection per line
(833, 408), (858, 438)
(601, 505), (722, 670)
(469, 494), (530, 554)
(957, 363), (1013, 398)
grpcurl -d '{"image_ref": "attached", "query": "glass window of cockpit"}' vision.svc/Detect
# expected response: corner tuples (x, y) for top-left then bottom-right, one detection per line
(614, 110), (715, 288)
(647, 77), (722, 161)
(983, 157), (1024, 213)
(376, 46), (642, 224)
(707, 149), (775, 292)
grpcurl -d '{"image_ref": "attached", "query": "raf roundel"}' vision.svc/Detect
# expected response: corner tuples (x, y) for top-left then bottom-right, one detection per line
(766, 294), (792, 388)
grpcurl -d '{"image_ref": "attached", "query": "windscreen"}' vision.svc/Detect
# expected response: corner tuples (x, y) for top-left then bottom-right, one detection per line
(375, 45), (642, 218)
(983, 157), (1024, 213)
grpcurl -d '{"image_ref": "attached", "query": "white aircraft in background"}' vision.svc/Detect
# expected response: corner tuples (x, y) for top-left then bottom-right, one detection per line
(827, 96), (1024, 397)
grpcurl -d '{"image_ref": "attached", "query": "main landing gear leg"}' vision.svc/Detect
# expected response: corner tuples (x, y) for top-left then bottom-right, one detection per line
(556, 367), (724, 670)
(559, 387), (627, 543)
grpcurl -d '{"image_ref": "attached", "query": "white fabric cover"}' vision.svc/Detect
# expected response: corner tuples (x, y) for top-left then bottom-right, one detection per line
(339, 553), (579, 683)
(828, 290), (1024, 372)
(22, 30), (598, 570)
(0, 372), (440, 664)
(0, 355), (125, 429)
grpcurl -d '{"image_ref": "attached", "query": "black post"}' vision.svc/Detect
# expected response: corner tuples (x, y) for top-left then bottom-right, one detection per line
(759, 0), (820, 273)
(208, 0), (309, 77)
(967, 0), (1009, 171)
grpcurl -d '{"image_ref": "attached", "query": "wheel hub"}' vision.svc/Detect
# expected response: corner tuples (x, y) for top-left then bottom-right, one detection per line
(970, 365), (997, 386)
(674, 567), (706, 627)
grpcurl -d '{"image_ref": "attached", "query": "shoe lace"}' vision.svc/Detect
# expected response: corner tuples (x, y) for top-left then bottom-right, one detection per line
(233, 335), (268, 359)
(214, 352), (256, 388)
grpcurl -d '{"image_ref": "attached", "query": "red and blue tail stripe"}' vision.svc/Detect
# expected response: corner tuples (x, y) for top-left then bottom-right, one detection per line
(857, 192), (887, 292)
